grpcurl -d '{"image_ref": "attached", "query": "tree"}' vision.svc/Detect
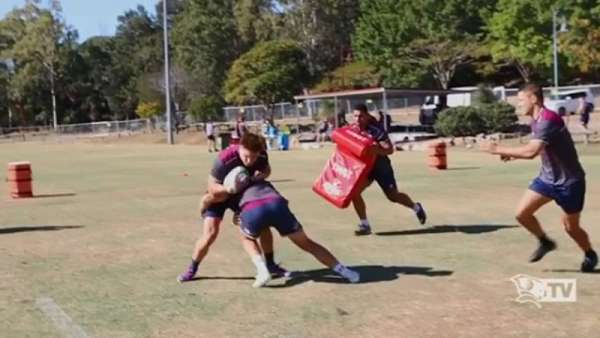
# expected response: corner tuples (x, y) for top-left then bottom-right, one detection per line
(0, 62), (10, 127)
(0, 0), (68, 128)
(485, 0), (560, 82)
(224, 40), (309, 108)
(561, 1), (600, 77)
(187, 95), (224, 122)
(353, 0), (493, 89)
(172, 0), (240, 97)
(234, 0), (279, 49)
(312, 61), (380, 92)
(277, 0), (360, 77)
(135, 101), (162, 118)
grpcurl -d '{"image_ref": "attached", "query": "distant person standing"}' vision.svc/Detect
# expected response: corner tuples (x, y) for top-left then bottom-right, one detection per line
(231, 113), (248, 145)
(206, 121), (217, 152)
(337, 110), (348, 128)
(578, 97), (593, 130)
(317, 118), (330, 145)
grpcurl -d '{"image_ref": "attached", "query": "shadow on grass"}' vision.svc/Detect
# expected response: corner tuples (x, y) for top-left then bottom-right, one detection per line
(267, 265), (453, 288)
(444, 166), (481, 171)
(543, 269), (600, 274)
(270, 179), (295, 183)
(34, 193), (76, 198)
(0, 225), (83, 234)
(190, 276), (255, 281)
(376, 224), (518, 236)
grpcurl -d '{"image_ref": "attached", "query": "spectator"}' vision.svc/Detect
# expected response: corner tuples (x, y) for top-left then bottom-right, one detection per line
(578, 97), (593, 129)
(206, 121), (218, 152)
(317, 118), (330, 145)
(337, 110), (348, 128)
(231, 113), (247, 144)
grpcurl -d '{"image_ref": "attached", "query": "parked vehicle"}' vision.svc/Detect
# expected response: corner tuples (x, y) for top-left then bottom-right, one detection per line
(388, 124), (437, 144)
(544, 88), (595, 116)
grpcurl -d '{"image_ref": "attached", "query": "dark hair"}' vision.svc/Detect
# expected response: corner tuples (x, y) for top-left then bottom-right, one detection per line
(353, 104), (368, 114)
(519, 83), (544, 103)
(240, 132), (265, 152)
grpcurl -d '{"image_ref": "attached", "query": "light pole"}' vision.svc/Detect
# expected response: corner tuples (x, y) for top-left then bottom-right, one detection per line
(163, 0), (174, 145)
(552, 8), (568, 90)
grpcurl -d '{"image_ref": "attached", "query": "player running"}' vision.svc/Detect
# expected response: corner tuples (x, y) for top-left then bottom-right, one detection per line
(350, 104), (427, 235)
(481, 83), (597, 272)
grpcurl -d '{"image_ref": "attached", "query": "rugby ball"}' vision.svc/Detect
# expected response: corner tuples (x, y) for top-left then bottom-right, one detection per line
(223, 166), (250, 194)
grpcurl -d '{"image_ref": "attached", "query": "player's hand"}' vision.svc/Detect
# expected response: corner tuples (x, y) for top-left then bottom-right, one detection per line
(367, 144), (380, 156)
(252, 171), (266, 182)
(479, 141), (498, 154)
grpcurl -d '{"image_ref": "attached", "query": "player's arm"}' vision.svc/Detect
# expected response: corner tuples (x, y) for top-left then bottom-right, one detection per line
(251, 152), (271, 182)
(481, 140), (545, 160)
(252, 164), (271, 182)
(207, 175), (230, 200)
(371, 138), (394, 156)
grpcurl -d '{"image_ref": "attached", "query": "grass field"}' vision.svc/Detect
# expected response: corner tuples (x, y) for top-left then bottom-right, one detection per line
(1, 141), (599, 338)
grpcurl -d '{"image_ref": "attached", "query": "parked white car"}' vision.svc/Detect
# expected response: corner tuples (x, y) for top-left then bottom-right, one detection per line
(388, 124), (437, 144)
(544, 88), (595, 116)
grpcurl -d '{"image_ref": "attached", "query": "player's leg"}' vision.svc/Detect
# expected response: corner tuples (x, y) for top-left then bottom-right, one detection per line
(555, 180), (597, 272)
(288, 229), (359, 283)
(239, 208), (273, 287)
(258, 228), (290, 277)
(177, 215), (222, 282)
(199, 192), (228, 214)
(562, 213), (597, 272)
(516, 181), (555, 262)
(268, 200), (360, 283)
(233, 211), (290, 278)
(375, 159), (427, 225)
(352, 179), (372, 235)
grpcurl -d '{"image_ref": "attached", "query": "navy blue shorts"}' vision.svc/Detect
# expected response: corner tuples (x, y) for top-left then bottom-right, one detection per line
(240, 198), (302, 239)
(368, 157), (397, 192)
(202, 198), (240, 219)
(529, 177), (586, 214)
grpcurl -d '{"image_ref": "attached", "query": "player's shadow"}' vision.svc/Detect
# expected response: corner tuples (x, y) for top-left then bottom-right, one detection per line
(376, 224), (518, 236)
(543, 269), (600, 274)
(34, 193), (77, 198)
(191, 276), (254, 281)
(270, 179), (295, 183)
(0, 225), (83, 234)
(267, 265), (453, 288)
(444, 166), (481, 171)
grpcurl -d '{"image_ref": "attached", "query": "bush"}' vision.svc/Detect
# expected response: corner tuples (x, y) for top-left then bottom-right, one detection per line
(188, 96), (224, 122)
(471, 84), (498, 106)
(434, 106), (486, 137)
(434, 101), (517, 137)
(480, 102), (518, 133)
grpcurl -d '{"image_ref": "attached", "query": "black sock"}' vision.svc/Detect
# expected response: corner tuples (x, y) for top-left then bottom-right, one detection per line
(539, 235), (553, 245)
(585, 249), (597, 257)
(265, 252), (275, 266)
(190, 259), (199, 269)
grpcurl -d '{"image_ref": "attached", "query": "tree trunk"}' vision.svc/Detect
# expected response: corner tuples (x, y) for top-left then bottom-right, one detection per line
(514, 60), (531, 83)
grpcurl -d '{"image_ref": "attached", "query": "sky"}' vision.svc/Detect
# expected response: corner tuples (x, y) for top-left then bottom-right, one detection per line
(0, 0), (159, 41)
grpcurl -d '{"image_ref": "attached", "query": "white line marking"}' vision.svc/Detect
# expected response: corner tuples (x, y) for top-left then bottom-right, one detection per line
(35, 297), (90, 338)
